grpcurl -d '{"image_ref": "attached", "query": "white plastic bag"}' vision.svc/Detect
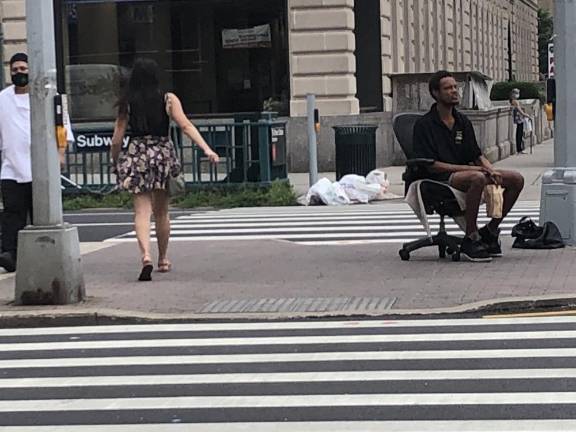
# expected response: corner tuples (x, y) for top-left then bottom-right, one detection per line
(366, 170), (391, 200)
(523, 117), (533, 137)
(366, 170), (390, 191)
(339, 174), (380, 204)
(306, 178), (350, 206)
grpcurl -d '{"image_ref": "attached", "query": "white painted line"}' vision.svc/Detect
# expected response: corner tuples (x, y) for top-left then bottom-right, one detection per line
(1, 369), (576, 388)
(1, 421), (575, 432)
(108, 229), (519, 242)
(4, 392), (576, 412)
(71, 223), (134, 227)
(1, 316), (573, 337)
(3, 330), (576, 352)
(175, 209), (539, 221)
(167, 219), (536, 228)
(142, 224), (515, 235)
(1, 348), (575, 369)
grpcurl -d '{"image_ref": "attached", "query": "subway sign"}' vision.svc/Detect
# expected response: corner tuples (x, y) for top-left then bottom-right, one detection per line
(74, 131), (130, 153)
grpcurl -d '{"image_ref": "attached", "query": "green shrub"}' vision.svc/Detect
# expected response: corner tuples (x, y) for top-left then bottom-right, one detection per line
(173, 180), (297, 209)
(62, 181), (298, 210)
(62, 192), (132, 211)
(491, 81), (545, 104)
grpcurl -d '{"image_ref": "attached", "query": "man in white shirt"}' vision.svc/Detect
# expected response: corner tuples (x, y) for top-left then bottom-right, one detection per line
(0, 53), (73, 272)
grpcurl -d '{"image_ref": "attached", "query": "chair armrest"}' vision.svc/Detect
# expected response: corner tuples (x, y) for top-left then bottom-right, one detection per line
(402, 159), (435, 188)
(406, 158), (435, 167)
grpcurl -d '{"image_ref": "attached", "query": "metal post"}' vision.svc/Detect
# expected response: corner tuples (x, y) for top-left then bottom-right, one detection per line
(540, 0), (576, 246)
(15, 0), (84, 305)
(307, 94), (318, 187)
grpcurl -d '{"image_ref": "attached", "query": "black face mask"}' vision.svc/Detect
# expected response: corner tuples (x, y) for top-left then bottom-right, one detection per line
(11, 72), (29, 88)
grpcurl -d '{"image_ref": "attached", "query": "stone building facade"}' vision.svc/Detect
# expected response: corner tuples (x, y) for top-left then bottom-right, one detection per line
(290, 0), (538, 116)
(2, 0), (538, 115)
(0, 0), (539, 171)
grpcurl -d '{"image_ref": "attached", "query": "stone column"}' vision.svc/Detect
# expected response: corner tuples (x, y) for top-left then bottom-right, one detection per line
(380, 0), (393, 111)
(0, 0), (27, 83)
(288, 0), (358, 117)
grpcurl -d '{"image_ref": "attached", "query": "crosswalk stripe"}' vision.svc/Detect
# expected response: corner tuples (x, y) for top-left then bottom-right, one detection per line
(3, 368), (576, 388)
(2, 421), (576, 432)
(3, 347), (576, 369)
(109, 203), (540, 244)
(6, 392), (576, 412)
(4, 330), (576, 352)
(3, 316), (576, 337)
(3, 316), (576, 428)
(168, 217), (538, 228)
(143, 223), (526, 236)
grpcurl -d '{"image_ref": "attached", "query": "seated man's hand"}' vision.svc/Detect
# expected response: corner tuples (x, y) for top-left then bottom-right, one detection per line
(481, 168), (503, 186)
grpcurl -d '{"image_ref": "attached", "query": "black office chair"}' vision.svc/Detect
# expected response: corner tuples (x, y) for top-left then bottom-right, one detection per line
(392, 113), (464, 261)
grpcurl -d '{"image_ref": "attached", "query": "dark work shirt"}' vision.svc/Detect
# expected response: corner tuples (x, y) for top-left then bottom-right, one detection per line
(412, 104), (482, 182)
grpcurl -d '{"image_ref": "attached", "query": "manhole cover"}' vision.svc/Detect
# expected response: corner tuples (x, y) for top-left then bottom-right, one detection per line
(199, 296), (396, 314)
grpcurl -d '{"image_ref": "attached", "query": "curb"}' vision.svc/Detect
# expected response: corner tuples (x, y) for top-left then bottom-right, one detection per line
(1, 293), (576, 328)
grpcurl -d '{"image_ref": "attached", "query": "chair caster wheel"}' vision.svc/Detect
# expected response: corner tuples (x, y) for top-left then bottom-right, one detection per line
(399, 250), (410, 261)
(446, 248), (454, 255)
(452, 252), (461, 262)
(439, 246), (446, 258)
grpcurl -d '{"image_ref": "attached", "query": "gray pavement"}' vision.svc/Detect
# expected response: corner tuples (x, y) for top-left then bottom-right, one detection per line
(1, 139), (573, 321)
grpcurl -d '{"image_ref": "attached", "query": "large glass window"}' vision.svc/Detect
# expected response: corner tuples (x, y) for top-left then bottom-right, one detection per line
(58, 0), (290, 122)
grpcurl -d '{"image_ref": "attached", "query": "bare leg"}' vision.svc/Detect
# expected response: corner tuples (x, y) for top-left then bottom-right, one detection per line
(449, 171), (488, 236)
(133, 192), (153, 263)
(152, 189), (171, 270)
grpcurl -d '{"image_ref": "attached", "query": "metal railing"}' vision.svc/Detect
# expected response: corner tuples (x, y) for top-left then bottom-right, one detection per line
(62, 115), (287, 193)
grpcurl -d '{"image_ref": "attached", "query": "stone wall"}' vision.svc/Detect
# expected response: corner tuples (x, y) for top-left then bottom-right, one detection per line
(0, 0), (26, 83)
(288, 0), (359, 117)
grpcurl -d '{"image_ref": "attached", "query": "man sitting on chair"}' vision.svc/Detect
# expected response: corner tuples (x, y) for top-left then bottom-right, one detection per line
(412, 70), (524, 262)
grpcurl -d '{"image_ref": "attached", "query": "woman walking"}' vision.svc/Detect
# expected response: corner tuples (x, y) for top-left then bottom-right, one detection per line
(111, 58), (219, 281)
(510, 88), (530, 155)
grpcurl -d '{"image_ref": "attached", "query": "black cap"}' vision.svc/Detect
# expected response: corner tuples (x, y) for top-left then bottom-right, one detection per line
(9, 53), (28, 66)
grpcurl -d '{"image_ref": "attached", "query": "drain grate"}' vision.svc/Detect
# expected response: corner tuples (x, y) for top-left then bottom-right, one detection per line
(199, 296), (396, 314)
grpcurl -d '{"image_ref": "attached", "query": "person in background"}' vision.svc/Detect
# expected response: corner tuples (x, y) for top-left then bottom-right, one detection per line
(510, 88), (530, 155)
(0, 53), (74, 273)
(111, 58), (219, 282)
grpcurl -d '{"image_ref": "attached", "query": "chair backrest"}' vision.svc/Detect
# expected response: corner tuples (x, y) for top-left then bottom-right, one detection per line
(392, 113), (424, 160)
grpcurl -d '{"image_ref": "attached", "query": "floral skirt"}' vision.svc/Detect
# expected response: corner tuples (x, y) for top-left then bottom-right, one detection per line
(115, 135), (181, 194)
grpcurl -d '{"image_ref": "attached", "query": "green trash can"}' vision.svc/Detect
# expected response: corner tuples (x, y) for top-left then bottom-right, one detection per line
(333, 124), (378, 180)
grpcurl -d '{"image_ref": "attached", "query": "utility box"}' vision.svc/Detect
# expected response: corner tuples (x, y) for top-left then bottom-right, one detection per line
(540, 168), (576, 244)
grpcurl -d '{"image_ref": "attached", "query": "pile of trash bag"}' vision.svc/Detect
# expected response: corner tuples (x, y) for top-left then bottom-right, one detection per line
(302, 170), (402, 206)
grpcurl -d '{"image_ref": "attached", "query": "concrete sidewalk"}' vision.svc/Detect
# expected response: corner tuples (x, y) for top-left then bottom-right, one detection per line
(2, 139), (574, 322)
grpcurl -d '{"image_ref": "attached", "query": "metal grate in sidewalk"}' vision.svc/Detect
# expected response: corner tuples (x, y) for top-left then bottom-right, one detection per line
(199, 296), (396, 314)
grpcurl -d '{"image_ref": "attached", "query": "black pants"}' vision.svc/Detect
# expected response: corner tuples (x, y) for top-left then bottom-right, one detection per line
(1, 180), (33, 258)
(516, 122), (525, 153)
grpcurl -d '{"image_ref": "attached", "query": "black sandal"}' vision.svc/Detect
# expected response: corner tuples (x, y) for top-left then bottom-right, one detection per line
(138, 261), (153, 282)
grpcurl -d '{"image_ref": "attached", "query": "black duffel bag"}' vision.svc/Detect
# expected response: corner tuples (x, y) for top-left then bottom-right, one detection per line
(511, 217), (565, 249)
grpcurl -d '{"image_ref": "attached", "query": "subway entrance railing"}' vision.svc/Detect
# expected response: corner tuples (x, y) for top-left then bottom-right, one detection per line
(63, 113), (288, 194)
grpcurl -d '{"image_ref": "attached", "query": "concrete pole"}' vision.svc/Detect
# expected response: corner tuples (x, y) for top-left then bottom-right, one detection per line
(540, 0), (576, 245)
(15, 0), (85, 305)
(307, 94), (318, 187)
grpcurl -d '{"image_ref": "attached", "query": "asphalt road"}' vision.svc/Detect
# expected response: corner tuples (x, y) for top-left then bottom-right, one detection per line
(63, 209), (197, 242)
(2, 315), (576, 430)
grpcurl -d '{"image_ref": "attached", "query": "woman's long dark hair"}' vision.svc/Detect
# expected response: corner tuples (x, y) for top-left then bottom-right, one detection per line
(117, 58), (164, 132)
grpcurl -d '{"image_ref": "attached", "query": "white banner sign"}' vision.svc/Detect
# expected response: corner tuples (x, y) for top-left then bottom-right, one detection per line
(222, 24), (271, 49)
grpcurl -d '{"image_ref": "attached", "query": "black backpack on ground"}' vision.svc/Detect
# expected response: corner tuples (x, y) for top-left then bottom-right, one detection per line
(511, 217), (565, 249)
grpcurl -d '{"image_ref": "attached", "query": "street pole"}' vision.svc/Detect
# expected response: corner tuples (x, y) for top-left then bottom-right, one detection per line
(540, 0), (576, 245)
(307, 94), (318, 187)
(15, 0), (84, 305)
